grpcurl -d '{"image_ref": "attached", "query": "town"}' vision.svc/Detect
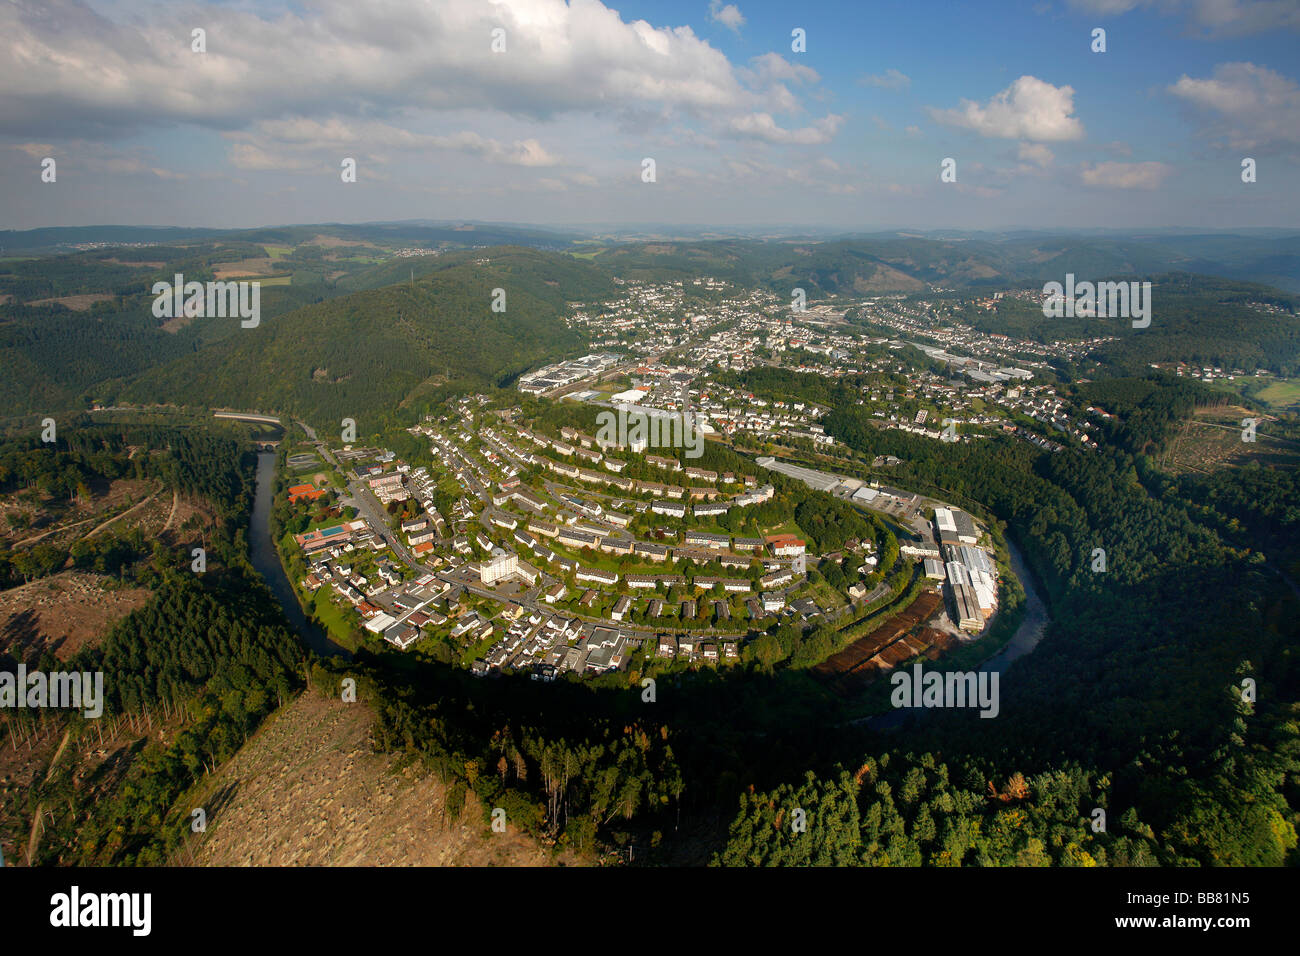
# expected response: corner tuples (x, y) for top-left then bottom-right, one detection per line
(274, 280), (1034, 686)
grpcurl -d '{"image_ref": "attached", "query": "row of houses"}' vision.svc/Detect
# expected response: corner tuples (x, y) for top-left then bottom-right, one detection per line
(655, 634), (739, 663)
(494, 427), (771, 512)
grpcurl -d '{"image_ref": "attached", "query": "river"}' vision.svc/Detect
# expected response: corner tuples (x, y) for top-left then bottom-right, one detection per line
(249, 450), (350, 659)
(861, 535), (1049, 731)
(982, 535), (1050, 673)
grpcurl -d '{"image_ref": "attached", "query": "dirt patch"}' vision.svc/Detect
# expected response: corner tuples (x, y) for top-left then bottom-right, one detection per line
(186, 692), (582, 866)
(1160, 405), (1299, 475)
(25, 294), (115, 311)
(0, 571), (152, 662)
(3, 478), (159, 550)
(851, 263), (926, 292)
(307, 234), (368, 249)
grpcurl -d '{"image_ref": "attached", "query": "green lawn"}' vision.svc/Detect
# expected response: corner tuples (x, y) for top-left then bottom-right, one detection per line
(310, 590), (363, 652)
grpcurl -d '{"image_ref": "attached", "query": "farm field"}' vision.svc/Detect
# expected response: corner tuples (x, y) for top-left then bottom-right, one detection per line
(212, 257), (281, 278)
(1254, 378), (1300, 410)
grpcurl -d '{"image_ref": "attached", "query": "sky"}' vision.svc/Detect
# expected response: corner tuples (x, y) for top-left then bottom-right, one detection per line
(1, 0), (1298, 232)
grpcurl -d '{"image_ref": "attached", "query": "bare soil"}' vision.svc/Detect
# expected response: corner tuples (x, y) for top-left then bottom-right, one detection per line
(185, 692), (582, 867)
(0, 571), (152, 662)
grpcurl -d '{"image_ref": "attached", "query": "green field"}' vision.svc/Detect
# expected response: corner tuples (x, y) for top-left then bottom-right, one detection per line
(1254, 379), (1300, 410)
(1212, 375), (1300, 411)
(260, 274), (292, 286)
(262, 244), (294, 257)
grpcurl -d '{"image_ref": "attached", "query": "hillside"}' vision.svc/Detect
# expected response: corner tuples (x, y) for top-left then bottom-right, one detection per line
(182, 692), (579, 867)
(958, 273), (1300, 376)
(124, 247), (611, 429)
(591, 233), (1300, 296)
(6, 231), (1300, 426)
(0, 239), (603, 422)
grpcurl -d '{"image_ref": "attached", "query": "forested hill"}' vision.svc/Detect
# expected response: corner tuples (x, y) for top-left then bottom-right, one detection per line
(715, 376), (1300, 866)
(123, 247), (612, 430)
(588, 233), (1300, 296)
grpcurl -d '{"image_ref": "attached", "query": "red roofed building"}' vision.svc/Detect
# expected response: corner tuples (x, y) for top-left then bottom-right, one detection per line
(766, 534), (806, 557)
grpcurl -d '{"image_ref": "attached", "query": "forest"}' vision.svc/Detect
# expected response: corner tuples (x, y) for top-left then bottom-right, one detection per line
(965, 274), (1300, 377)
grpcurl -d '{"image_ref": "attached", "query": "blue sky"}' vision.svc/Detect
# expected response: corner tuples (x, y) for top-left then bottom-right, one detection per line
(1, 0), (1297, 231)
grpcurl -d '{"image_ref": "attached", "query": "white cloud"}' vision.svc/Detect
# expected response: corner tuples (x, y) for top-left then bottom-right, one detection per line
(6, 139), (186, 178)
(226, 118), (560, 170)
(745, 53), (819, 86)
(1067, 0), (1144, 12)
(1168, 61), (1300, 151)
(92, 157), (187, 179)
(9, 142), (54, 159)
(727, 112), (845, 144)
(859, 69), (911, 91)
(1187, 0), (1300, 34)
(227, 143), (319, 172)
(929, 76), (1085, 141)
(708, 1), (746, 32)
(1018, 142), (1055, 167)
(0, 0), (753, 135)
(1080, 161), (1173, 188)
(1068, 0), (1300, 35)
